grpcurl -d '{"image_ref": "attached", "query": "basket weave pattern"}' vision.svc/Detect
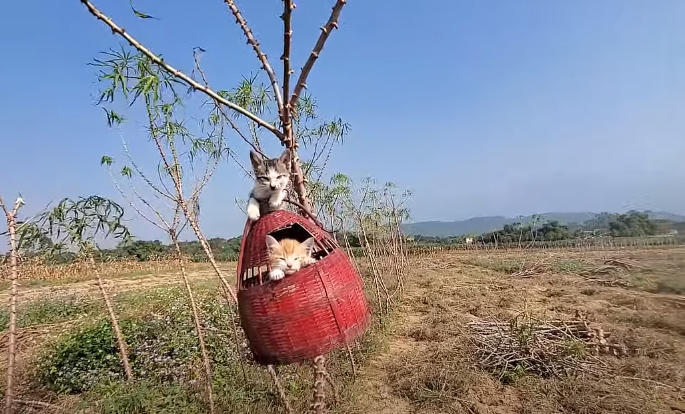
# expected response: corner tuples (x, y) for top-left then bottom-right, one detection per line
(237, 209), (372, 365)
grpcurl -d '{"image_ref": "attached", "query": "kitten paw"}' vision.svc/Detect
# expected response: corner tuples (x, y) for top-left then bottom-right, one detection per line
(269, 268), (285, 281)
(247, 204), (261, 221)
(269, 189), (287, 209)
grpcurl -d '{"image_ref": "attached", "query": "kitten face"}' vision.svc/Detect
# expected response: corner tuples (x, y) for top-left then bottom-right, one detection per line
(265, 235), (316, 277)
(250, 150), (291, 197)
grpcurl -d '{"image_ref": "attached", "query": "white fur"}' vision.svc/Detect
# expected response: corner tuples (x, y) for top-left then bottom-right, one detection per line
(269, 268), (285, 281)
(247, 151), (291, 222)
(247, 197), (261, 221)
(269, 188), (288, 209)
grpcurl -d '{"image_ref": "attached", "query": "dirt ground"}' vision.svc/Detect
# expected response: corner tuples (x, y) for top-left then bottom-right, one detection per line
(3, 248), (685, 413)
(342, 248), (685, 414)
(0, 263), (237, 304)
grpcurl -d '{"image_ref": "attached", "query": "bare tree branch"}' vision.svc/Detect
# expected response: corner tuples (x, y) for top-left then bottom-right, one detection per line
(79, 0), (284, 140)
(281, 0), (295, 143)
(143, 92), (239, 305)
(0, 195), (24, 414)
(223, 0), (284, 114)
(105, 166), (170, 231)
(289, 0), (347, 109)
(169, 210), (216, 414)
(118, 130), (176, 204)
(192, 49), (266, 157)
(89, 255), (134, 380)
(228, 148), (253, 178)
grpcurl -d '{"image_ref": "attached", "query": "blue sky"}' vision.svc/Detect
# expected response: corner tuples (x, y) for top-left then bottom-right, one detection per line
(1, 0), (685, 242)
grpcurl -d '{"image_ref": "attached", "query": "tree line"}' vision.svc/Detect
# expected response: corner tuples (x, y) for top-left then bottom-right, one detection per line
(413, 211), (682, 246)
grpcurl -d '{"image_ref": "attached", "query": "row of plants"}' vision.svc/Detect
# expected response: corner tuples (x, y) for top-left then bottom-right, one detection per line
(0, 1), (412, 413)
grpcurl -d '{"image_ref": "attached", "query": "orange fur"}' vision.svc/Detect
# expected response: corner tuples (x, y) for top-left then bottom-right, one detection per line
(266, 235), (316, 280)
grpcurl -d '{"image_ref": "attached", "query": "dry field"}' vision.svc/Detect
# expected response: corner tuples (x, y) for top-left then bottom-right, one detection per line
(344, 247), (685, 414)
(1, 247), (684, 413)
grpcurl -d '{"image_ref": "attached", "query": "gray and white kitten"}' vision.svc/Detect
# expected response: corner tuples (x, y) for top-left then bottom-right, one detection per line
(247, 150), (291, 221)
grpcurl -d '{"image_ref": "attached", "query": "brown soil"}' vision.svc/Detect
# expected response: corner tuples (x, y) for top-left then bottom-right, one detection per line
(4, 249), (685, 413)
(341, 248), (685, 414)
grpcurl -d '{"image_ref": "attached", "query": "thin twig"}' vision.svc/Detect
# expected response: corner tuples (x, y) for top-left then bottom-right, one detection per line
(615, 375), (685, 392)
(290, 0), (347, 109)
(14, 399), (60, 410)
(224, 0), (284, 113)
(267, 365), (294, 414)
(170, 229), (215, 413)
(119, 135), (175, 203)
(143, 90), (238, 305)
(322, 367), (340, 402)
(89, 256), (133, 380)
(105, 167), (169, 232)
(192, 48), (266, 158)
(346, 343), (357, 378)
(79, 0), (284, 140)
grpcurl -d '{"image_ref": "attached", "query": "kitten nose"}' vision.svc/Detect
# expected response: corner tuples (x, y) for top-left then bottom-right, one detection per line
(286, 264), (292, 268)
(270, 184), (277, 190)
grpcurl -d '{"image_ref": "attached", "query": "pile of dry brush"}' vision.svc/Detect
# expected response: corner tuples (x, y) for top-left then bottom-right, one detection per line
(510, 257), (649, 288)
(467, 312), (627, 381)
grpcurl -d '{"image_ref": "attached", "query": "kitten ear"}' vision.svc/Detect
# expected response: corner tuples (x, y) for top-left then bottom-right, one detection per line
(278, 150), (292, 167)
(265, 235), (280, 252)
(300, 237), (316, 254)
(249, 150), (263, 171)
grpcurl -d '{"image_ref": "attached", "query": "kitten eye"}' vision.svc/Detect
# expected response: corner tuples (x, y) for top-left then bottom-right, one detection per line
(277, 174), (286, 179)
(258, 176), (269, 183)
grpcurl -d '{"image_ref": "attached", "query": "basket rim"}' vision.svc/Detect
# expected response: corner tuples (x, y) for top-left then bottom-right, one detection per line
(236, 210), (341, 290)
(238, 246), (350, 294)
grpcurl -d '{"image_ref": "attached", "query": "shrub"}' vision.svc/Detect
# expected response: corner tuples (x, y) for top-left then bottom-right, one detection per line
(35, 319), (124, 393)
(34, 290), (239, 394)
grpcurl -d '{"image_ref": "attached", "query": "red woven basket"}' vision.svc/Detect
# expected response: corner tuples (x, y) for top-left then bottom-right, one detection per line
(236, 209), (372, 365)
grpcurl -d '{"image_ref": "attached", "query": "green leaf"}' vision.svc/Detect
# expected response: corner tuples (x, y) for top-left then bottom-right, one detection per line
(103, 109), (124, 127)
(130, 0), (157, 19)
(100, 155), (114, 166)
(121, 166), (133, 178)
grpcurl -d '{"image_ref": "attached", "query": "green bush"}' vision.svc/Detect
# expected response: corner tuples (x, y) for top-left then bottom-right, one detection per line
(34, 291), (239, 394)
(35, 319), (124, 393)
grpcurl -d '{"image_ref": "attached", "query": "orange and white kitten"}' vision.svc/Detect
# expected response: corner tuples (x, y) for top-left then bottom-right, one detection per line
(265, 235), (317, 281)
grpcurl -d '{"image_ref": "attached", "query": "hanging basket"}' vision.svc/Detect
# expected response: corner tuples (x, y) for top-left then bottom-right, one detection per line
(236, 209), (372, 365)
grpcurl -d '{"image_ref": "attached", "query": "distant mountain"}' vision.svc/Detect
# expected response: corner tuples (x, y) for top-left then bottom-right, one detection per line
(402, 211), (685, 237)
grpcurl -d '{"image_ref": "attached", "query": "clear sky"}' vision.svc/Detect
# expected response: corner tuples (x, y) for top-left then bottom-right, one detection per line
(1, 1), (684, 241)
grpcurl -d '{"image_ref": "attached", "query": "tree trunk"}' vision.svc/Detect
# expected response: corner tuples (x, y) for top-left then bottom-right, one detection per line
(3, 210), (18, 414)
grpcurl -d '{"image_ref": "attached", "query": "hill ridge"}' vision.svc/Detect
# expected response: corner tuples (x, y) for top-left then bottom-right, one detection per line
(402, 211), (685, 237)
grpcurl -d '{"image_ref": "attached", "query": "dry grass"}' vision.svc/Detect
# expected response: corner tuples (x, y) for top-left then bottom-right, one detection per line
(0, 258), (201, 283)
(342, 247), (685, 414)
(2, 248), (685, 413)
